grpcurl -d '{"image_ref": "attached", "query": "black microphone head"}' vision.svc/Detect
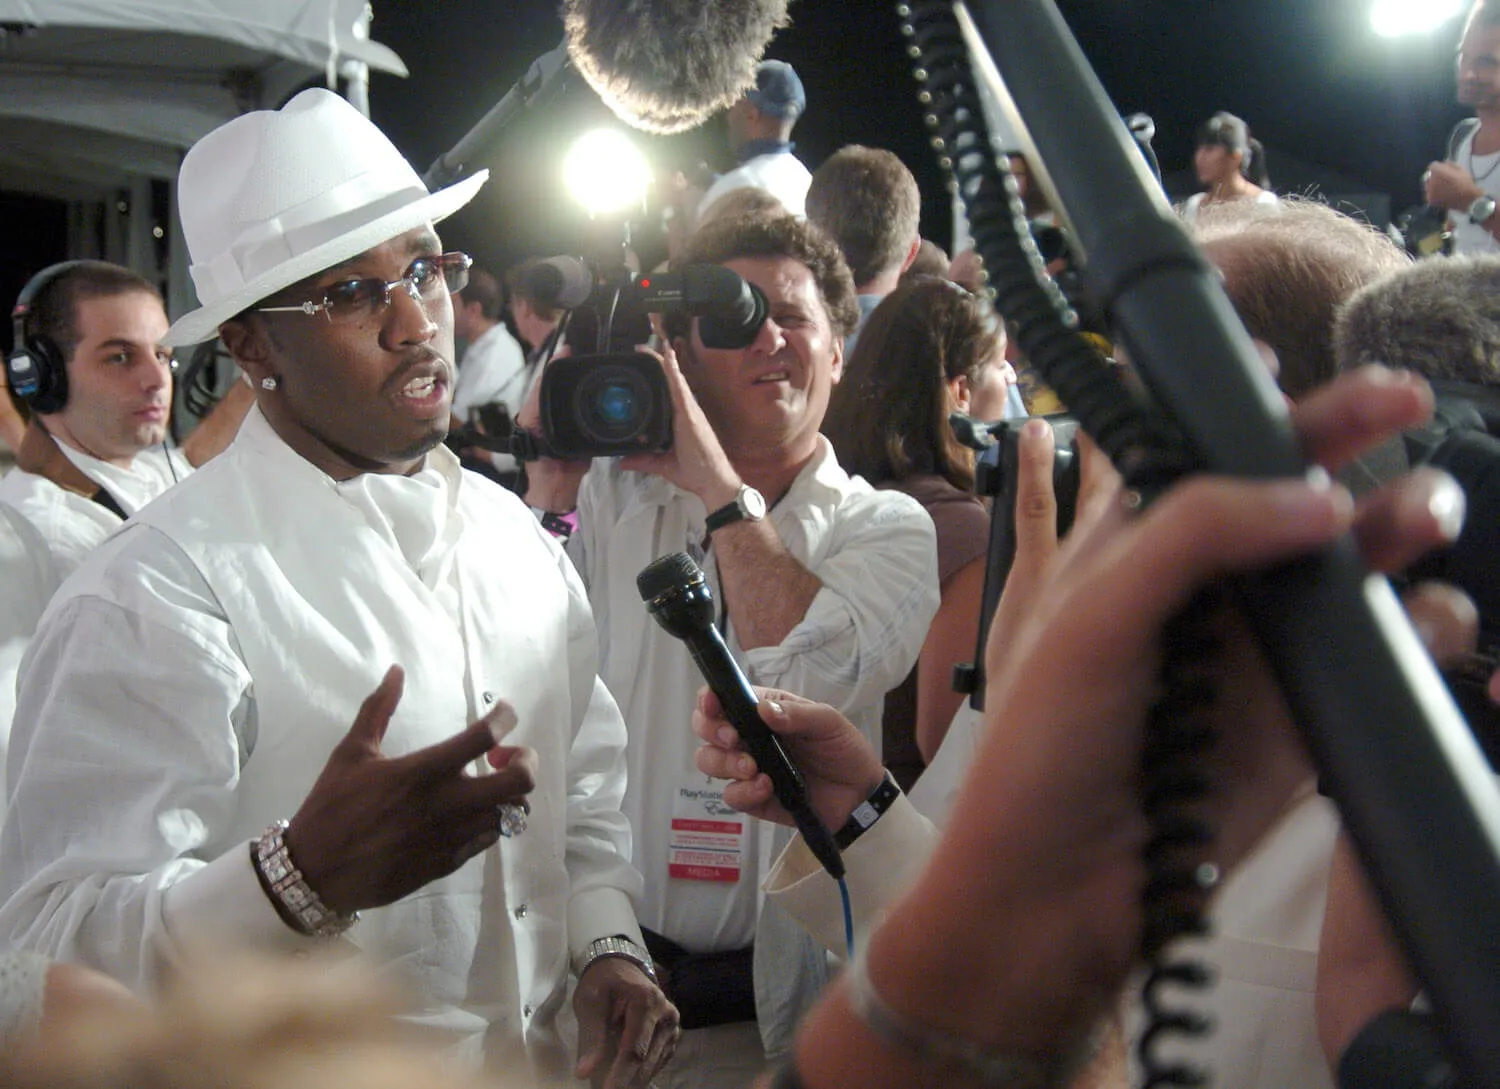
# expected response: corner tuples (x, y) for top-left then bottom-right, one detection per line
(638, 551), (716, 637)
(562, 0), (790, 134)
(524, 256), (594, 311)
(637, 550), (705, 603)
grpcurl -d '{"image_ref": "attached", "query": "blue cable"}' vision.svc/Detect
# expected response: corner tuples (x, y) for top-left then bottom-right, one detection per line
(838, 875), (855, 961)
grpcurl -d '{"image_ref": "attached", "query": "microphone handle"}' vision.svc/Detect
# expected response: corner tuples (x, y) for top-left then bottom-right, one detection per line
(686, 628), (846, 880)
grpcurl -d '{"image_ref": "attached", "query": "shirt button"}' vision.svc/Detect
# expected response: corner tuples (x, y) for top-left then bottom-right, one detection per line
(513, 903), (528, 919)
(482, 691), (496, 705)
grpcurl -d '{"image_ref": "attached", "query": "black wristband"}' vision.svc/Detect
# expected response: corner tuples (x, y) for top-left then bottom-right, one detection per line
(528, 505), (576, 540)
(834, 771), (901, 850)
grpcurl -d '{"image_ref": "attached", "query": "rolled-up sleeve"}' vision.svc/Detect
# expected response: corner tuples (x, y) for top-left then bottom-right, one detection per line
(743, 491), (939, 716)
(0, 535), (316, 994)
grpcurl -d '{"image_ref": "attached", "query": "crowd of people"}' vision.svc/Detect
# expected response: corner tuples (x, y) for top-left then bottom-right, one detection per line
(2, 5), (1500, 1087)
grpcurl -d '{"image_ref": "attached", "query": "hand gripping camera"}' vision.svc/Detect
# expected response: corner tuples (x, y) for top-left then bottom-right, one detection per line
(511, 262), (768, 461)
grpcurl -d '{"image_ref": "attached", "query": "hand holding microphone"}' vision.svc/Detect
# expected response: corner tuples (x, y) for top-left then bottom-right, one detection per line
(692, 687), (887, 837)
(638, 552), (846, 879)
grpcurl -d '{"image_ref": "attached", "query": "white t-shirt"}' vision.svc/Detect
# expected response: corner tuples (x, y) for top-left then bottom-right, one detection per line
(697, 151), (813, 224)
(1180, 189), (1281, 225)
(1449, 126), (1500, 256)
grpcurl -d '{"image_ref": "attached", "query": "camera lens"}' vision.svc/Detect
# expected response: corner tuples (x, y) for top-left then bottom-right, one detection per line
(596, 383), (636, 426)
(574, 365), (653, 444)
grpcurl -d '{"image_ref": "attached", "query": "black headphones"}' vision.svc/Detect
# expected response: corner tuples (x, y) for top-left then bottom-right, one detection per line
(6, 260), (89, 415)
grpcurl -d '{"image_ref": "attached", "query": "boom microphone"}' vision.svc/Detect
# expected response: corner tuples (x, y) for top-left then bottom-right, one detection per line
(637, 552), (845, 880)
(562, 0), (791, 133)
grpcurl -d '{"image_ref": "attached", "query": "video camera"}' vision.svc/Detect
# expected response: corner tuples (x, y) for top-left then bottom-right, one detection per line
(510, 262), (769, 461)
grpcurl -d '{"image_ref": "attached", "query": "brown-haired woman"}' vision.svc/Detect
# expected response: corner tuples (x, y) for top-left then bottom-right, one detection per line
(822, 277), (1017, 789)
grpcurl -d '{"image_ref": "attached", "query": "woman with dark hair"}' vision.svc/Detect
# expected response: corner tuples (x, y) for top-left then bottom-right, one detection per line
(822, 277), (1017, 790)
(1183, 111), (1278, 224)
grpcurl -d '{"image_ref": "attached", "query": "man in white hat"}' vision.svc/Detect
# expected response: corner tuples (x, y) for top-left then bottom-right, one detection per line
(0, 89), (677, 1086)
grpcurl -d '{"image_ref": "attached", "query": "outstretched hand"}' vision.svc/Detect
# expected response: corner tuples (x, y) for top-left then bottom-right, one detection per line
(283, 666), (537, 918)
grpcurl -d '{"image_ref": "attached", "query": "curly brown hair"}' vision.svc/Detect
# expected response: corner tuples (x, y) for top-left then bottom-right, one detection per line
(664, 212), (859, 342)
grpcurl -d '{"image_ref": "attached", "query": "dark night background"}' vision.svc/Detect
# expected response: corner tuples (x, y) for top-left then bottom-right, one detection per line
(0, 1), (1479, 301)
(362, 0), (1475, 276)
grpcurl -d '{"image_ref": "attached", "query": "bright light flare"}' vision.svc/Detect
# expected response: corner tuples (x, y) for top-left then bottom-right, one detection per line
(563, 129), (653, 217)
(1371, 0), (1468, 38)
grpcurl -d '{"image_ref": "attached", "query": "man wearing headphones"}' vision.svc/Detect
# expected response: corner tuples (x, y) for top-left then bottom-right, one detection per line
(1, 261), (248, 578)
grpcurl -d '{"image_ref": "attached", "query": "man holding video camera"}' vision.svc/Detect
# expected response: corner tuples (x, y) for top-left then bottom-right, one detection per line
(523, 212), (940, 1087)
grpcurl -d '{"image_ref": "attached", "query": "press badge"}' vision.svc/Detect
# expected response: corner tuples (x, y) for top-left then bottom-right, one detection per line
(669, 780), (747, 883)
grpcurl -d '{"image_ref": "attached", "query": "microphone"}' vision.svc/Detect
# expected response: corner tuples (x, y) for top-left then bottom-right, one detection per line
(562, 0), (791, 133)
(637, 552), (845, 880)
(521, 256), (595, 312)
(423, 39), (573, 188)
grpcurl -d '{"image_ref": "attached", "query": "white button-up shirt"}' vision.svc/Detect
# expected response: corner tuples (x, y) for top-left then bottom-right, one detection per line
(0, 442), (188, 579)
(0, 503), (57, 814)
(569, 437), (939, 954)
(0, 408), (644, 1074)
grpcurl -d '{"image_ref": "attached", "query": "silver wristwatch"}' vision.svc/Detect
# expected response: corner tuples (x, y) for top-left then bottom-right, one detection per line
(1469, 194), (1498, 225)
(704, 483), (767, 534)
(574, 934), (658, 983)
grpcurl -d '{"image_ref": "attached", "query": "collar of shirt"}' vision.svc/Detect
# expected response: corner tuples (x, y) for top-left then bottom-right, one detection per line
(735, 139), (796, 164)
(236, 405), (464, 582)
(54, 441), (184, 515)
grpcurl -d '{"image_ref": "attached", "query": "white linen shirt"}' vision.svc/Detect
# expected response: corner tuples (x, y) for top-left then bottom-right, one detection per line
(0, 407), (644, 1074)
(0, 442), (188, 579)
(569, 438), (939, 953)
(0, 503), (57, 814)
(696, 151), (813, 223)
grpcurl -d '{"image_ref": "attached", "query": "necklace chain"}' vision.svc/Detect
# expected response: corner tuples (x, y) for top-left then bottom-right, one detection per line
(1468, 129), (1500, 184)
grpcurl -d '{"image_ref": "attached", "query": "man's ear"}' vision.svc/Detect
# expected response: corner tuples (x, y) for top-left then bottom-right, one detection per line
(828, 328), (845, 386)
(218, 318), (273, 387)
(900, 237), (922, 275)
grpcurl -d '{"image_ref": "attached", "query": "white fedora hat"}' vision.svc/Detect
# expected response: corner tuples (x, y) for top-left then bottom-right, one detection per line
(164, 89), (487, 347)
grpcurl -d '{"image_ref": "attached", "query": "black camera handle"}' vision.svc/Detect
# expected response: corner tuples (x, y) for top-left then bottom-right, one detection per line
(956, 1), (1500, 1080)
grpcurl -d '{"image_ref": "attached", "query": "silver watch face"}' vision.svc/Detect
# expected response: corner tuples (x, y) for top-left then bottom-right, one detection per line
(741, 485), (767, 520)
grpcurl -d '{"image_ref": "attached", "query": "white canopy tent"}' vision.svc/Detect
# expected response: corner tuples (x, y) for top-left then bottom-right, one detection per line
(0, 1), (407, 320)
